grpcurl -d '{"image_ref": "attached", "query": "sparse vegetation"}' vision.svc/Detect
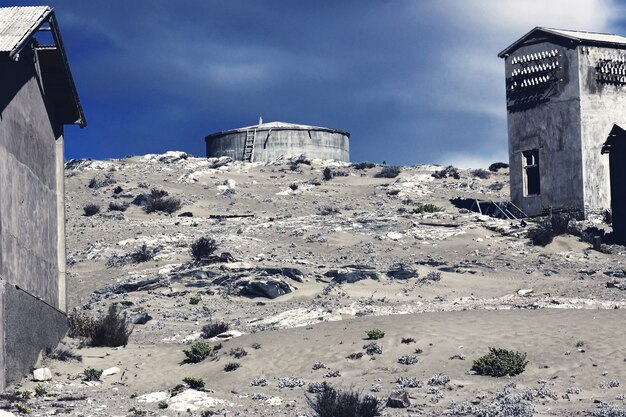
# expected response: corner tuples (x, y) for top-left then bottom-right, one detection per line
(374, 165), (401, 178)
(229, 347), (247, 359)
(364, 343), (383, 356)
(352, 161), (377, 170)
(365, 329), (385, 340)
(68, 310), (97, 338)
(89, 304), (132, 347)
(83, 367), (103, 381)
(45, 346), (82, 362)
(488, 162), (509, 172)
(306, 383), (383, 417)
(83, 203), (100, 216)
(88, 175), (116, 189)
(183, 341), (213, 363)
(201, 320), (230, 339)
(432, 165), (460, 179)
(472, 347), (528, 377)
(158, 400), (168, 409)
(528, 212), (578, 246)
(182, 376), (205, 389)
(144, 195), (182, 214)
(320, 206), (341, 216)
(34, 384), (47, 397)
(190, 236), (218, 262)
(224, 362), (240, 372)
(411, 203), (444, 214)
(108, 201), (129, 212)
(323, 167), (349, 180)
(401, 337), (415, 344)
(470, 168), (491, 179)
(398, 355), (418, 365)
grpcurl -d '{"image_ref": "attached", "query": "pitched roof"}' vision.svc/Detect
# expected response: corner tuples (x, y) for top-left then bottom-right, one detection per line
(499, 27), (626, 58)
(206, 121), (350, 139)
(0, 6), (86, 128)
(0, 6), (51, 55)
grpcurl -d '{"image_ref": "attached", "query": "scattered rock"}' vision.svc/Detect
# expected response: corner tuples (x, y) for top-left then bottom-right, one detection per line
(326, 266), (381, 284)
(102, 367), (121, 376)
(136, 391), (169, 403)
(387, 390), (411, 408)
(387, 265), (418, 280)
(387, 231), (404, 240)
(131, 312), (152, 325)
(168, 389), (232, 411)
(239, 279), (292, 299)
(33, 367), (52, 381)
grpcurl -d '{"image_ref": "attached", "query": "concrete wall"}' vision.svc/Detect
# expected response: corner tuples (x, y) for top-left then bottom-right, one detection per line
(206, 129), (350, 162)
(0, 45), (67, 388)
(505, 42), (584, 216)
(578, 45), (626, 214)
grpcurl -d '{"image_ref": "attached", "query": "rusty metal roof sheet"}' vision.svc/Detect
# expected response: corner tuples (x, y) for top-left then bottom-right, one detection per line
(499, 26), (626, 58)
(0, 6), (51, 55)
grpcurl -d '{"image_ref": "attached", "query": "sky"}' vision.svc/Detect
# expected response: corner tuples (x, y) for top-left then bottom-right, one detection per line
(11, 0), (626, 167)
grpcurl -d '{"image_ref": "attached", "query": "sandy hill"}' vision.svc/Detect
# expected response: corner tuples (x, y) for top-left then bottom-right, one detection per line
(6, 152), (626, 417)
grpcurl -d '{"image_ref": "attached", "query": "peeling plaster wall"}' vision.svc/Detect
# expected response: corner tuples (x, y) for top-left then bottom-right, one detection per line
(578, 45), (626, 214)
(206, 129), (350, 162)
(505, 41), (584, 216)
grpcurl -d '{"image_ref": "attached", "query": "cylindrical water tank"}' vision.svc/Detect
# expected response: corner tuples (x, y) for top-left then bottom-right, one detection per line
(205, 121), (350, 162)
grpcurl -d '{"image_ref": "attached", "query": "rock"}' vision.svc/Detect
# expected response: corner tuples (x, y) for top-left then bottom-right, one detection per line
(240, 279), (292, 299)
(131, 312), (152, 325)
(178, 211), (193, 217)
(257, 267), (304, 282)
(136, 391), (169, 403)
(33, 367), (52, 381)
(211, 330), (244, 341)
(0, 410), (17, 417)
(326, 267), (381, 284)
(387, 231), (404, 240)
(102, 367), (121, 377)
(607, 278), (626, 290)
(265, 396), (283, 406)
(221, 261), (254, 271)
(168, 389), (231, 412)
(387, 265), (418, 280)
(517, 288), (533, 296)
(386, 390), (411, 408)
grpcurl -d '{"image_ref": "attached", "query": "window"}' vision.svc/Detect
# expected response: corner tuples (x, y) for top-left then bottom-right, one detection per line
(523, 149), (540, 196)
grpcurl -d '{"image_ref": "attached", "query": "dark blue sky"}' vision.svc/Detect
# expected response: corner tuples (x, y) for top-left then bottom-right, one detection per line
(12, 0), (625, 166)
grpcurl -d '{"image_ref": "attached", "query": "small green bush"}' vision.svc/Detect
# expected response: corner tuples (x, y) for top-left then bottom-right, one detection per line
(189, 296), (201, 305)
(182, 376), (205, 389)
(183, 341), (212, 363)
(352, 161), (377, 170)
(108, 201), (129, 212)
(83, 367), (103, 381)
(158, 400), (168, 409)
(412, 203), (444, 214)
(365, 329), (385, 340)
(224, 362), (240, 372)
(470, 169), (491, 179)
(34, 384), (47, 397)
(471, 347), (528, 377)
(488, 162), (509, 172)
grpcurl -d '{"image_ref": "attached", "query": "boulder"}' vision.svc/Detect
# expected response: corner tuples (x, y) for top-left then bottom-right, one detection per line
(326, 267), (380, 284)
(239, 279), (292, 299)
(386, 390), (411, 408)
(33, 367), (52, 381)
(131, 312), (152, 325)
(387, 265), (418, 280)
(102, 367), (120, 376)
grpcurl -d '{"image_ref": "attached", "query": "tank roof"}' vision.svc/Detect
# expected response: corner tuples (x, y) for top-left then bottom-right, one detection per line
(205, 121), (350, 139)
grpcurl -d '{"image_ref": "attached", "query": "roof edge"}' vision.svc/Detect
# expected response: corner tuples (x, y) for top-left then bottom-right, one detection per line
(205, 122), (350, 140)
(8, 6), (52, 59)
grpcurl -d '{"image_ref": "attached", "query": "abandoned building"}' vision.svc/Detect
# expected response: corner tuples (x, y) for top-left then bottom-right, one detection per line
(205, 120), (350, 162)
(499, 27), (626, 231)
(0, 6), (85, 388)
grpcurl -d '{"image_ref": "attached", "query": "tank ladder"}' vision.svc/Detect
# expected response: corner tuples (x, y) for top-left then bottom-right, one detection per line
(243, 129), (256, 162)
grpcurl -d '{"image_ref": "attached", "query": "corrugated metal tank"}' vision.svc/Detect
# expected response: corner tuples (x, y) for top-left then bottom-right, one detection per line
(205, 121), (350, 162)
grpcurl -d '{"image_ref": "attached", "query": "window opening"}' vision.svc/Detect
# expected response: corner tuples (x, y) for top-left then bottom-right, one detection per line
(523, 149), (540, 196)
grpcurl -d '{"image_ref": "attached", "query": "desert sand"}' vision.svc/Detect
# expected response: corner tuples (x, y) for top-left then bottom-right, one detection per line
(7, 152), (626, 416)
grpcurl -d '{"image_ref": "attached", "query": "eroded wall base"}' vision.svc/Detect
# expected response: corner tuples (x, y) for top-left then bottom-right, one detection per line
(1, 282), (66, 389)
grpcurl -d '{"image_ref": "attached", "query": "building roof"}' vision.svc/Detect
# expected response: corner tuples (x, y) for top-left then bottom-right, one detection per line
(0, 6), (86, 128)
(499, 27), (626, 58)
(206, 121), (350, 139)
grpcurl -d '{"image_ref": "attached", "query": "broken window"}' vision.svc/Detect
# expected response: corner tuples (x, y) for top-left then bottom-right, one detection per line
(523, 149), (540, 196)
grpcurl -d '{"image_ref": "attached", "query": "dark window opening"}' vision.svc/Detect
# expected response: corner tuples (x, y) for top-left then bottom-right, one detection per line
(523, 149), (540, 196)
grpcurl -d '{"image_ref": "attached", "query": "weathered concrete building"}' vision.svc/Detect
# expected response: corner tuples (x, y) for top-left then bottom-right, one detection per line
(499, 27), (626, 225)
(0, 6), (85, 387)
(205, 121), (350, 162)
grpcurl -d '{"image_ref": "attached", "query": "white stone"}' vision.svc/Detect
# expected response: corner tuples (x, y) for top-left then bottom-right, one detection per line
(33, 367), (52, 381)
(265, 396), (283, 406)
(136, 391), (169, 403)
(168, 389), (232, 412)
(0, 410), (17, 416)
(387, 232), (404, 241)
(102, 367), (121, 376)
(211, 330), (244, 341)
(517, 288), (534, 296)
